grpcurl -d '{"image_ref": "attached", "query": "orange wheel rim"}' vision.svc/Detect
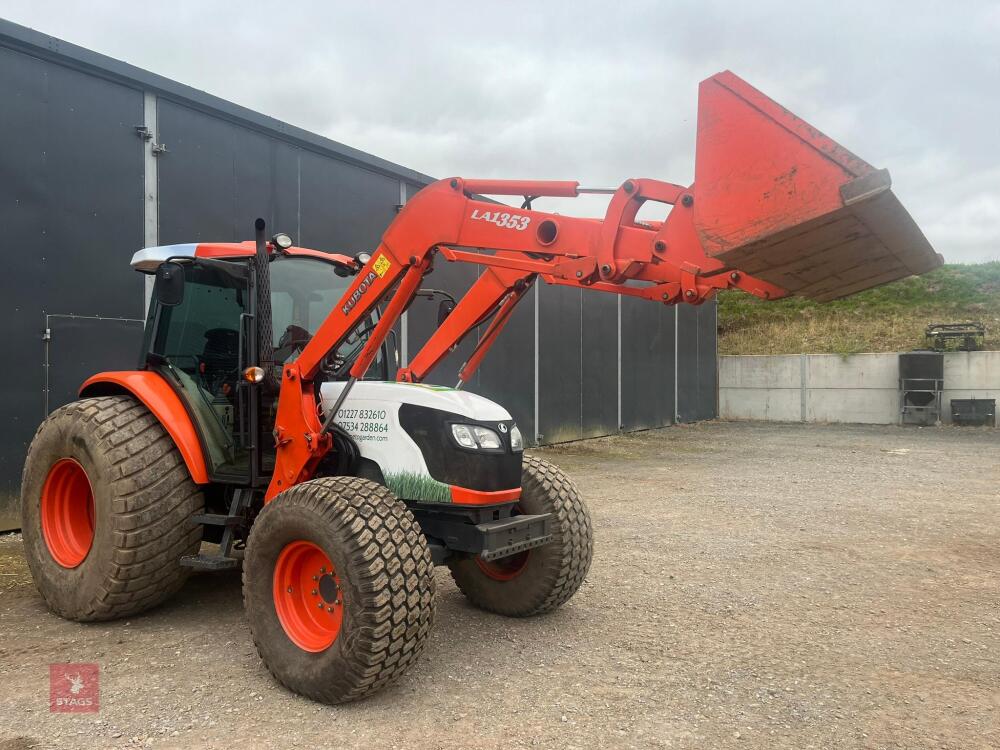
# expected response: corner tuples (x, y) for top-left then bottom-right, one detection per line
(476, 550), (530, 581)
(40, 458), (95, 568)
(273, 541), (343, 652)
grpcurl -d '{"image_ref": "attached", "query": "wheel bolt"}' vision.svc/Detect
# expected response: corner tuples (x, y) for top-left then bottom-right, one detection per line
(327, 607), (334, 613)
(287, 587), (293, 593)
(320, 567), (326, 574)
(311, 589), (318, 596)
(317, 602), (324, 609)
(312, 575), (318, 581)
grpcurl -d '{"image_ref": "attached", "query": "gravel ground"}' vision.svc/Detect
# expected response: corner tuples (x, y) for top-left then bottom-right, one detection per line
(1, 421), (998, 750)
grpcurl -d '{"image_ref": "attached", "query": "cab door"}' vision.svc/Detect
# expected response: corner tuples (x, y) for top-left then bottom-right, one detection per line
(144, 259), (253, 482)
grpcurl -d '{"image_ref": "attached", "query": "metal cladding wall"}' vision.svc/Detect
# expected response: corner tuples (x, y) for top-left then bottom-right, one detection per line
(0, 21), (717, 527)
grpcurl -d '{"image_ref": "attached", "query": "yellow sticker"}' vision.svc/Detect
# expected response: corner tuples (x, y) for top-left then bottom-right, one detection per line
(373, 254), (391, 278)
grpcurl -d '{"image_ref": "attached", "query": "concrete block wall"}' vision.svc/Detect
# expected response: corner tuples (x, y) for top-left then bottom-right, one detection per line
(942, 352), (1000, 414)
(720, 351), (1000, 425)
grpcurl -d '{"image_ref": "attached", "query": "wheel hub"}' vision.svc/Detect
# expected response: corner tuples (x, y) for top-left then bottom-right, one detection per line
(272, 541), (344, 652)
(40, 458), (95, 569)
(476, 550), (530, 581)
(318, 573), (339, 604)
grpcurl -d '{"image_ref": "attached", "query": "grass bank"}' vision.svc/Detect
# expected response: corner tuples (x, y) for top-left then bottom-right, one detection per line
(717, 263), (1000, 355)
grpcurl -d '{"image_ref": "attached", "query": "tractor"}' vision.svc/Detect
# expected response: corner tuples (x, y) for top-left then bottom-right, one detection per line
(20, 72), (940, 703)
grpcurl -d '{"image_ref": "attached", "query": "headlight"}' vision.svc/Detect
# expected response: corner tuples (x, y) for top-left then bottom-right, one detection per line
(451, 424), (477, 449)
(472, 426), (501, 450)
(509, 424), (523, 451)
(271, 232), (293, 250)
(450, 423), (506, 451)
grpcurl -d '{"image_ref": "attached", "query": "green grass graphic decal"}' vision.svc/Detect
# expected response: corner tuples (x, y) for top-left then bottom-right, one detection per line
(384, 471), (451, 503)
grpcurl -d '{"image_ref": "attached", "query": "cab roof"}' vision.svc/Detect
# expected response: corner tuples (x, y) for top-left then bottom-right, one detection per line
(131, 242), (356, 273)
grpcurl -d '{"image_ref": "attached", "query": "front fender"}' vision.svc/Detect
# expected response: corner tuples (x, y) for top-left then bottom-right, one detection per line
(79, 371), (210, 484)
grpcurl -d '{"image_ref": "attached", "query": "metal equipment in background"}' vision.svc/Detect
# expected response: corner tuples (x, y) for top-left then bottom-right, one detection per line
(925, 322), (985, 352)
(899, 351), (944, 426)
(950, 398), (996, 427)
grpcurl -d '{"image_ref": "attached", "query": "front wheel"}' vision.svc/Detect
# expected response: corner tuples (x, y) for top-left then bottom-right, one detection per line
(243, 477), (435, 704)
(448, 455), (593, 616)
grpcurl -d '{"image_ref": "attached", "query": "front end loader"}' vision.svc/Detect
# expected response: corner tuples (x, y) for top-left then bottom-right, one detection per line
(20, 71), (940, 703)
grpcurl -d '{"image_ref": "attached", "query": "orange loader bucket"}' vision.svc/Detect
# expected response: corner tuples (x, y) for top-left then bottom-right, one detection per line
(693, 71), (942, 302)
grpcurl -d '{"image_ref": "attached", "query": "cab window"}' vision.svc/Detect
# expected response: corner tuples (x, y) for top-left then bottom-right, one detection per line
(269, 256), (390, 379)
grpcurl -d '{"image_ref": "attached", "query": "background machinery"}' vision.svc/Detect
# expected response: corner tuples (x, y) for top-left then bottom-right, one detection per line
(20, 71), (941, 703)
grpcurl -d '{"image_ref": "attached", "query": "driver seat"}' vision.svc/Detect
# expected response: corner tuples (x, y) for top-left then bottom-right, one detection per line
(199, 328), (239, 397)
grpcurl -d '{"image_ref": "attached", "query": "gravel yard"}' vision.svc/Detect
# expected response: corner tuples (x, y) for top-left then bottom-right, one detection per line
(1, 421), (998, 750)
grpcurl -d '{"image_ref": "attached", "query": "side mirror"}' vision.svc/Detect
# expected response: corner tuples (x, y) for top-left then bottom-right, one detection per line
(437, 299), (456, 327)
(154, 261), (185, 307)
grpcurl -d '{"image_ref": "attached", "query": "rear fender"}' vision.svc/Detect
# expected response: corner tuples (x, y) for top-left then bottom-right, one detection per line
(79, 371), (210, 484)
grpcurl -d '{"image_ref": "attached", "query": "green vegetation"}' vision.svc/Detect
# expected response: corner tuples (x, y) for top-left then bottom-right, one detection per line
(717, 263), (1000, 355)
(384, 471), (451, 503)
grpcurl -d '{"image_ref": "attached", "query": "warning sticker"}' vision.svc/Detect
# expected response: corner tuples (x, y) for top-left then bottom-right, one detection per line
(373, 254), (391, 278)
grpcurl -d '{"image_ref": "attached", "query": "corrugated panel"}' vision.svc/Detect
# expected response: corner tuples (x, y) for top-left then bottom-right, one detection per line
(298, 151), (399, 254)
(0, 46), (144, 520)
(581, 292), (619, 437)
(538, 285), (583, 443)
(157, 100), (277, 243)
(677, 301), (718, 422)
(46, 317), (145, 413)
(621, 299), (675, 430)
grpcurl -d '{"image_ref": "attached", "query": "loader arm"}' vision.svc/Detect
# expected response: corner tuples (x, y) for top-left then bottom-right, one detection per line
(265, 70), (941, 500)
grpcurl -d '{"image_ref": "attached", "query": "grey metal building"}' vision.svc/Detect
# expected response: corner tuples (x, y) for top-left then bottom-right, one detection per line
(0, 19), (717, 525)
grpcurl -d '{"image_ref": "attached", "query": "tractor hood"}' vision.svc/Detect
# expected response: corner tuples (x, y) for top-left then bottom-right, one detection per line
(319, 381), (512, 422)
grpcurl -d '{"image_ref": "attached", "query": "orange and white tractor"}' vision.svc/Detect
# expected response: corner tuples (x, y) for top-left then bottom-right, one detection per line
(20, 72), (940, 703)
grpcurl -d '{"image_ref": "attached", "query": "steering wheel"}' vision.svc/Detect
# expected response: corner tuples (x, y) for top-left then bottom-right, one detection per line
(274, 324), (312, 364)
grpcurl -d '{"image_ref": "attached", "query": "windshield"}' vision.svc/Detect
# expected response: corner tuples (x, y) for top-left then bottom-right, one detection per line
(269, 256), (389, 379)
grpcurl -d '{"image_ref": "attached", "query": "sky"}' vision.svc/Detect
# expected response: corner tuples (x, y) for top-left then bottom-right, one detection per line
(4, 1), (999, 263)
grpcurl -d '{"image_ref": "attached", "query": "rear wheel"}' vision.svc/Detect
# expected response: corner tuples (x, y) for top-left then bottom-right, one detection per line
(448, 455), (593, 616)
(21, 396), (204, 621)
(243, 477), (435, 704)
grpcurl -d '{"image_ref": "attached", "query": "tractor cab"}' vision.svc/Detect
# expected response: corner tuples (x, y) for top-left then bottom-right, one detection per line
(135, 240), (392, 484)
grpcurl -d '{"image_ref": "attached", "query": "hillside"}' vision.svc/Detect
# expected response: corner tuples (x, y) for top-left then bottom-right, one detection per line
(717, 263), (1000, 355)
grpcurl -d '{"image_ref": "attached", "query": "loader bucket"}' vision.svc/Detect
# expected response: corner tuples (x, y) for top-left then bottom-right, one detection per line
(693, 71), (942, 302)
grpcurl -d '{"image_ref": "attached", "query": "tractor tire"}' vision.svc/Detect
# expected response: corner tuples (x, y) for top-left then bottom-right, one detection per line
(448, 455), (593, 617)
(20, 396), (204, 621)
(243, 477), (435, 704)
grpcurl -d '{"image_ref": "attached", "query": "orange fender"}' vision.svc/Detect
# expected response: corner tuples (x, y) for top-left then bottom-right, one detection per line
(79, 371), (210, 484)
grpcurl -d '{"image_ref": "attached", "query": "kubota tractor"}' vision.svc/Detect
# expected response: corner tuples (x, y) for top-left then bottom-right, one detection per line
(21, 72), (941, 703)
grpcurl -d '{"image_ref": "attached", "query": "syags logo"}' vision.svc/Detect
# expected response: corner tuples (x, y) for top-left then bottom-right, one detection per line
(50, 663), (99, 713)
